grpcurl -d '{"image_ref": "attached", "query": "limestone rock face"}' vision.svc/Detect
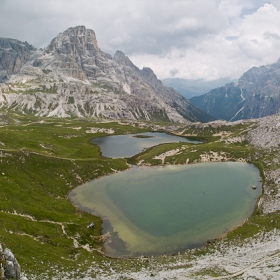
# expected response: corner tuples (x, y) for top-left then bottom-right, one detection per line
(0, 246), (21, 280)
(0, 26), (214, 123)
(114, 50), (139, 71)
(44, 26), (105, 80)
(0, 244), (3, 279)
(0, 38), (35, 82)
(248, 113), (280, 149)
(46, 26), (99, 55)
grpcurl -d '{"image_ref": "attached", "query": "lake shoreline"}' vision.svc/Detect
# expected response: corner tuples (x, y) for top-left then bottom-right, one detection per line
(68, 155), (263, 258)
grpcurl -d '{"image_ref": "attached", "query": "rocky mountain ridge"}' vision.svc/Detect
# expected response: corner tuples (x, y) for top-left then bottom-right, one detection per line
(190, 59), (280, 121)
(0, 26), (214, 123)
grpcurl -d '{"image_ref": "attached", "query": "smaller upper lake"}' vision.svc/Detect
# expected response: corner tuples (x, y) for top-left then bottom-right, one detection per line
(91, 132), (200, 158)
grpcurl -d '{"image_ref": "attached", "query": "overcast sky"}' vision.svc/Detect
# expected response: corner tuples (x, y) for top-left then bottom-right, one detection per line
(1, 0), (280, 81)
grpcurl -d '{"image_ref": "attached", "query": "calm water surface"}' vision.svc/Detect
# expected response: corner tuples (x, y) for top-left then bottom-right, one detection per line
(91, 132), (200, 158)
(69, 162), (262, 257)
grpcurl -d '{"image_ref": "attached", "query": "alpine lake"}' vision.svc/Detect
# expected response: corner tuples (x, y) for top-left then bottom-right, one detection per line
(69, 132), (262, 257)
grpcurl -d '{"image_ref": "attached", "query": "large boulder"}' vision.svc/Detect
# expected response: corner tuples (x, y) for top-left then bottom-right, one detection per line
(0, 245), (22, 280)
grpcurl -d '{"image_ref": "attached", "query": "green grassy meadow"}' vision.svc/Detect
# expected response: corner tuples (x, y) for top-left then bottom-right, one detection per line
(0, 112), (278, 278)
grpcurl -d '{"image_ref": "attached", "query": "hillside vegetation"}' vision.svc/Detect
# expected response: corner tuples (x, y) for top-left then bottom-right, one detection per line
(0, 113), (279, 279)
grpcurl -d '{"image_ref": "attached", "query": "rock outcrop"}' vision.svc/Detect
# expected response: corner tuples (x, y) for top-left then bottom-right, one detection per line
(0, 244), (21, 280)
(248, 113), (280, 149)
(0, 38), (35, 82)
(0, 26), (214, 123)
(247, 113), (280, 214)
(190, 59), (280, 121)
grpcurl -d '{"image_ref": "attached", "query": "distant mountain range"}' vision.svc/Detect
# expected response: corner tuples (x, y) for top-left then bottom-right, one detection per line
(3, 26), (280, 123)
(162, 77), (236, 100)
(0, 26), (214, 123)
(190, 60), (280, 121)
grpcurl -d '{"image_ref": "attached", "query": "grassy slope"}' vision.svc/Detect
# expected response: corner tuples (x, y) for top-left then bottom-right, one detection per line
(0, 113), (279, 278)
(0, 114), (148, 277)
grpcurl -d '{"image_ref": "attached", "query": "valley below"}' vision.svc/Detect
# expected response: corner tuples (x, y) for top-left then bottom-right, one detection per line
(1, 112), (280, 279)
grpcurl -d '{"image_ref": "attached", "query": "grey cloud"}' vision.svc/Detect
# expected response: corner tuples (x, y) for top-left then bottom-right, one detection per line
(104, 1), (229, 55)
(169, 68), (179, 77)
(0, 0), (228, 56)
(0, 0), (279, 81)
(264, 31), (280, 40)
(225, 36), (239, 41)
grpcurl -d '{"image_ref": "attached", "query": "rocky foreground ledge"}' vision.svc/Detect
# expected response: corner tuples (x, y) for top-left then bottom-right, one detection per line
(0, 244), (26, 280)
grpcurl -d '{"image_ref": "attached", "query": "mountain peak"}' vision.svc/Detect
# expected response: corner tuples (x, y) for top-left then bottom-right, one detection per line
(141, 67), (161, 86)
(46, 26), (99, 55)
(190, 57), (280, 121)
(0, 26), (214, 123)
(114, 50), (139, 70)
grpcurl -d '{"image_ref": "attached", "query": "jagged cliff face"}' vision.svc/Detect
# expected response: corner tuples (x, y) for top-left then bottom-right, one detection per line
(190, 59), (280, 121)
(0, 26), (214, 123)
(0, 38), (35, 83)
(43, 26), (105, 81)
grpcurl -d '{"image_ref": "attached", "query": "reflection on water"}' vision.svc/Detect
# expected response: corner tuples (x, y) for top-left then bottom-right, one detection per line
(69, 162), (262, 257)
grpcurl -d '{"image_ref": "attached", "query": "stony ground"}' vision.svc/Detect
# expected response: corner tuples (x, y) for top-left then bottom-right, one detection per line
(25, 229), (280, 279)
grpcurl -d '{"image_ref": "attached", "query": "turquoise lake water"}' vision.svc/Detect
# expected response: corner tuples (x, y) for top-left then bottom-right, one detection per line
(91, 132), (200, 158)
(69, 162), (262, 257)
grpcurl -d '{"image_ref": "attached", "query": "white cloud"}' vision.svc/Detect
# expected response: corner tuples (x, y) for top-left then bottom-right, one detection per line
(0, 0), (280, 81)
(230, 4), (280, 63)
(0, 0), (227, 54)
(218, 0), (267, 18)
(131, 3), (280, 80)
